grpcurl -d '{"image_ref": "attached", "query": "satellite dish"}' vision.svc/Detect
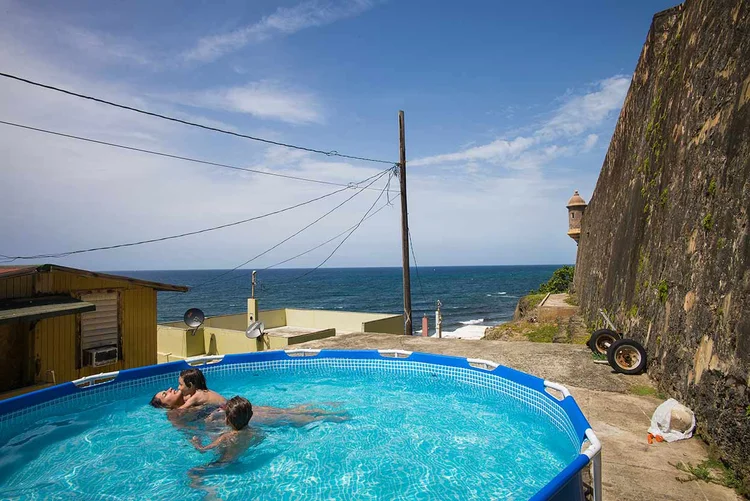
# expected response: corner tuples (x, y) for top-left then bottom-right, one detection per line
(184, 308), (205, 329)
(246, 321), (265, 339)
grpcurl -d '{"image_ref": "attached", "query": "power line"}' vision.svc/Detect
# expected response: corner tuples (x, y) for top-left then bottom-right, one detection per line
(160, 170), (392, 300)
(0, 120), (397, 192)
(281, 169), (392, 284)
(264, 204), (390, 271)
(0, 168), (390, 261)
(0, 72), (396, 166)
(186, 200), (392, 295)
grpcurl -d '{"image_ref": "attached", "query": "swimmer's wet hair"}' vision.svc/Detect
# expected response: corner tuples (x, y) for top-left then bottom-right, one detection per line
(225, 396), (253, 430)
(180, 368), (207, 391)
(150, 394), (168, 408)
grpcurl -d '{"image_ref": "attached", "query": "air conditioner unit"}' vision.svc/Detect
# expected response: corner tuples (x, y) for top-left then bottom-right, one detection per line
(83, 346), (118, 367)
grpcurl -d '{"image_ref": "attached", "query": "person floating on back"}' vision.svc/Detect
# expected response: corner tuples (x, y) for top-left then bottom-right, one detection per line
(149, 368), (226, 410)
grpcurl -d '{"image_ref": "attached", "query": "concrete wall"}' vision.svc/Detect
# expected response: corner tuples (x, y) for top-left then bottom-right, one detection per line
(203, 313), (246, 331)
(258, 309), (287, 329)
(575, 0), (750, 487)
(156, 325), (205, 362)
(203, 326), (261, 355)
(362, 315), (404, 334)
(157, 308), (402, 360)
(285, 309), (402, 334)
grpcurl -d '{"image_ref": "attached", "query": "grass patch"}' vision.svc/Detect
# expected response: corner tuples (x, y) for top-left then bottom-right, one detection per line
(524, 324), (558, 343)
(564, 294), (579, 306)
(673, 459), (745, 494)
(591, 352), (607, 361)
(524, 293), (547, 310)
(629, 385), (665, 398)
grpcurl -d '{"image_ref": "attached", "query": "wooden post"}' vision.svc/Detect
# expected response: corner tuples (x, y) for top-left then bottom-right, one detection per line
(398, 110), (413, 336)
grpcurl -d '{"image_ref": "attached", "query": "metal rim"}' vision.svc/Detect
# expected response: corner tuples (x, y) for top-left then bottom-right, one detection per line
(595, 334), (617, 355)
(614, 344), (642, 370)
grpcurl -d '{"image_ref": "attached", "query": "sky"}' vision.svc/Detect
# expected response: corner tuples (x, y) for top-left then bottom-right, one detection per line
(0, 0), (678, 270)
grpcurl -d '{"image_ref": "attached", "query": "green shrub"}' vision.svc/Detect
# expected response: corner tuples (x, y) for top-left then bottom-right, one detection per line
(535, 266), (575, 294)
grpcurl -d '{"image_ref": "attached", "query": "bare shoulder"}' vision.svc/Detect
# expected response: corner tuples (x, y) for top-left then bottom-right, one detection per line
(207, 390), (227, 404)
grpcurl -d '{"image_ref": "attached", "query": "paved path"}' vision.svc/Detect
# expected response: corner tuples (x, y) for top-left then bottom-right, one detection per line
(297, 333), (740, 501)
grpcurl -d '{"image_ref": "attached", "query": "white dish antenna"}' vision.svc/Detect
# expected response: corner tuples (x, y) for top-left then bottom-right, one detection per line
(246, 321), (265, 339)
(184, 308), (205, 329)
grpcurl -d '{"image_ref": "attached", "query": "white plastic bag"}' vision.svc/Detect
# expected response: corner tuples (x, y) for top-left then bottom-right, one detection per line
(648, 398), (696, 442)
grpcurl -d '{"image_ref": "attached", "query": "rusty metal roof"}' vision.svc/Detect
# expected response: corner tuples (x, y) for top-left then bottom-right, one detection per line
(0, 264), (188, 292)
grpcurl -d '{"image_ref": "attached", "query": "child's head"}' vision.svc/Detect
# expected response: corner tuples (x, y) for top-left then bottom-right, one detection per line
(178, 368), (207, 396)
(225, 396), (253, 430)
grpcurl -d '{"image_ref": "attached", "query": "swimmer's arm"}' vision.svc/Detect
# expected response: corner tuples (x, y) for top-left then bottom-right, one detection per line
(178, 393), (202, 410)
(191, 432), (230, 452)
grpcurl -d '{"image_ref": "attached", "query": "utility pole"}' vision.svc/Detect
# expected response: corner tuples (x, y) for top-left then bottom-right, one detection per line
(398, 110), (413, 336)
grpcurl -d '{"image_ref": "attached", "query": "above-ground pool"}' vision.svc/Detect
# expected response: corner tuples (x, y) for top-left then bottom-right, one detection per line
(0, 350), (601, 500)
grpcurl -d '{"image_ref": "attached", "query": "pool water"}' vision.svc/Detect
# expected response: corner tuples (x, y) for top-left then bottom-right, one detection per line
(0, 365), (578, 500)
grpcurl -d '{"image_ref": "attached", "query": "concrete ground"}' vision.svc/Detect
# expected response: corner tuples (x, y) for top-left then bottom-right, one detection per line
(297, 333), (740, 501)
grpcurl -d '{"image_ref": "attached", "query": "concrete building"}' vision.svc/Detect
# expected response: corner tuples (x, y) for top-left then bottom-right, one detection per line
(157, 298), (403, 362)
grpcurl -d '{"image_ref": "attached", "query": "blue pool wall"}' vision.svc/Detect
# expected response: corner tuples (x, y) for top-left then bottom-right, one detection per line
(0, 349), (594, 501)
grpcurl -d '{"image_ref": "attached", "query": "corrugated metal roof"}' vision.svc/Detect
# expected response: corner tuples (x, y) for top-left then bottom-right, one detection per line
(0, 264), (188, 292)
(0, 295), (97, 324)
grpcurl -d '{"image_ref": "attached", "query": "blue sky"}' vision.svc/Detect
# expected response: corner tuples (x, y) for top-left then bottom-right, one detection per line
(0, 0), (677, 270)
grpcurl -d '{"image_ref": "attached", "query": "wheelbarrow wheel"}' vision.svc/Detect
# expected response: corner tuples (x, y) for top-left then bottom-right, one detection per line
(607, 339), (647, 375)
(587, 329), (621, 355)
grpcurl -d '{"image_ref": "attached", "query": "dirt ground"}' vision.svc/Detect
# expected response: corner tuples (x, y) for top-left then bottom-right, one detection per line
(297, 333), (741, 501)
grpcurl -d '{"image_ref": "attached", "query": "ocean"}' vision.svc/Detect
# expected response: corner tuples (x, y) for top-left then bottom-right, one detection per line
(120, 266), (562, 332)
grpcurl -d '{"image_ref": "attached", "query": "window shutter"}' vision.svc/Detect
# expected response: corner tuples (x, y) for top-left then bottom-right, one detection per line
(80, 292), (119, 350)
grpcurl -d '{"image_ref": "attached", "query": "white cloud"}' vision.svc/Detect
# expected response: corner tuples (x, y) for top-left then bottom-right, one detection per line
(181, 82), (323, 124)
(581, 133), (598, 152)
(537, 75), (630, 139)
(410, 75), (630, 172)
(183, 0), (377, 63)
(63, 27), (157, 68)
(410, 136), (535, 167)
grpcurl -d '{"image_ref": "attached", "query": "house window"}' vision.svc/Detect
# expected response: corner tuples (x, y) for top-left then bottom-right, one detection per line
(80, 291), (120, 355)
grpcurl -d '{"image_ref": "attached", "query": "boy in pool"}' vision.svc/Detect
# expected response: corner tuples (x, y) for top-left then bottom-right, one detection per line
(188, 396), (262, 500)
(176, 368), (226, 409)
(191, 396), (258, 458)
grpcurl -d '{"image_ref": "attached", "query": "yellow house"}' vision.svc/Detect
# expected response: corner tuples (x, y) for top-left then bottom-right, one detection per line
(0, 264), (187, 398)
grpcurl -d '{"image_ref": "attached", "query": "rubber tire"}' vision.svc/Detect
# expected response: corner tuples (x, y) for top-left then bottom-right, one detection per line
(587, 329), (621, 355)
(607, 339), (648, 375)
